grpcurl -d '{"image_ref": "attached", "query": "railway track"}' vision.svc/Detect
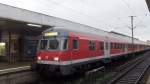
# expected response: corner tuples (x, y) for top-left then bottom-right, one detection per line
(0, 52), (149, 84)
(34, 52), (150, 84)
(108, 51), (150, 84)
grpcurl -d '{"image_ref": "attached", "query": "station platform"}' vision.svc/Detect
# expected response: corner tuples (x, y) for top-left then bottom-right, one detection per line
(147, 76), (150, 84)
(0, 62), (32, 70)
(0, 62), (36, 84)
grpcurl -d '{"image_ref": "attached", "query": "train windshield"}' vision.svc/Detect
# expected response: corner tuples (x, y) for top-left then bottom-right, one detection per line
(39, 40), (48, 50)
(48, 39), (59, 50)
(39, 37), (68, 51)
(61, 39), (68, 50)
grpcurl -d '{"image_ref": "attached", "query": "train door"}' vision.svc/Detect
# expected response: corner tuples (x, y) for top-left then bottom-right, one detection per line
(125, 43), (128, 53)
(104, 41), (110, 58)
(104, 37), (110, 58)
(103, 39), (110, 63)
(70, 37), (79, 61)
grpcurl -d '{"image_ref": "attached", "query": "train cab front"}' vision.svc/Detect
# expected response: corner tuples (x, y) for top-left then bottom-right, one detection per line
(35, 31), (72, 76)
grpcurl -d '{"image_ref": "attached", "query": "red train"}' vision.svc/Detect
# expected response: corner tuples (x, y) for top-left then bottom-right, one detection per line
(35, 27), (150, 76)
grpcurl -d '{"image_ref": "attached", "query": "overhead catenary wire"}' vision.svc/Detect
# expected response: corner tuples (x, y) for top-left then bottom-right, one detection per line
(47, 0), (125, 29)
(120, 0), (145, 27)
(46, 0), (147, 32)
(48, 0), (105, 24)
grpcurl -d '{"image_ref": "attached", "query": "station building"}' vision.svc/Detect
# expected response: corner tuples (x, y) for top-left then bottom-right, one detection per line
(0, 20), (48, 62)
(0, 3), (51, 62)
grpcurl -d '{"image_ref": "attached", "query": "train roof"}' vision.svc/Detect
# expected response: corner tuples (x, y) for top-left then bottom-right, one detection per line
(44, 26), (148, 45)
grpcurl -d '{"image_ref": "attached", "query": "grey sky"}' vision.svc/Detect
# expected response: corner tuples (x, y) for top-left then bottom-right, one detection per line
(0, 0), (149, 41)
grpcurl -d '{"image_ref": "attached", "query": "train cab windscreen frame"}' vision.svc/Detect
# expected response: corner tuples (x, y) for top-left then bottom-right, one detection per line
(38, 37), (68, 51)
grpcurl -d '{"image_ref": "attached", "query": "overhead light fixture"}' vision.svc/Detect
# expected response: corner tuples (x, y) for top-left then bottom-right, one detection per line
(27, 23), (42, 27)
(0, 42), (5, 46)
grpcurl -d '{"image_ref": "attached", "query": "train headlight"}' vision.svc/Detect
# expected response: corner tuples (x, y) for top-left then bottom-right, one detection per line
(54, 57), (59, 61)
(38, 56), (41, 60)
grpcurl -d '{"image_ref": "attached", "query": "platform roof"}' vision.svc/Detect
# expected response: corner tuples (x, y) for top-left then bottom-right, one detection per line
(0, 3), (54, 26)
(0, 3), (107, 32)
(0, 3), (147, 45)
(0, 3), (110, 35)
(0, 3), (98, 28)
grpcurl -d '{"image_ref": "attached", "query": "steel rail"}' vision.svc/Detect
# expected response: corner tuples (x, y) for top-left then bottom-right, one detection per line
(108, 51), (150, 84)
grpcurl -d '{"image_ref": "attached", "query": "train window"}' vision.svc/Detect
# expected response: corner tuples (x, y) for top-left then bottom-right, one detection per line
(122, 44), (124, 48)
(118, 44), (120, 49)
(100, 42), (104, 50)
(48, 39), (59, 50)
(128, 44), (130, 48)
(129, 44), (131, 48)
(117, 44), (119, 49)
(89, 41), (95, 50)
(39, 40), (48, 50)
(120, 44), (122, 49)
(123, 44), (125, 48)
(114, 43), (116, 49)
(73, 39), (78, 49)
(105, 42), (109, 50)
(113, 43), (115, 49)
(116, 44), (118, 49)
(132, 44), (133, 48)
(115, 43), (118, 49)
(110, 43), (113, 49)
(62, 39), (68, 50)
(116, 44), (119, 49)
(129, 44), (130, 48)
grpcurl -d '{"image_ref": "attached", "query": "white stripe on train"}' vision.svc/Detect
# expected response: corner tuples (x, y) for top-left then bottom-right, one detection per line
(37, 51), (138, 65)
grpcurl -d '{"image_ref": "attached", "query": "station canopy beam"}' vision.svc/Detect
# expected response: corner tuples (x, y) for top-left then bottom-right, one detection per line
(146, 0), (150, 11)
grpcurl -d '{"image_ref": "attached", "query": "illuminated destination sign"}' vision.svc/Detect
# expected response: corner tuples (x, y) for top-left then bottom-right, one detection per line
(44, 32), (58, 36)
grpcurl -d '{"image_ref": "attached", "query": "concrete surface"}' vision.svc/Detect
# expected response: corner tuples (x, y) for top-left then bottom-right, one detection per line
(0, 62), (32, 70)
